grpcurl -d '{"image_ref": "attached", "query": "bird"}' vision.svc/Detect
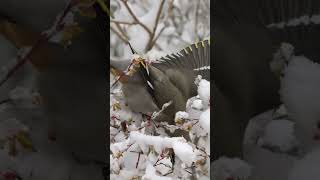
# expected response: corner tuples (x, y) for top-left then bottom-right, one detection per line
(111, 39), (210, 139)
(0, 1), (108, 166)
(213, 11), (280, 159)
(213, 0), (320, 161)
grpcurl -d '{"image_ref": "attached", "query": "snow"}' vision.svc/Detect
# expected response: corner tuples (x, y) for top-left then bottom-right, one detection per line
(211, 157), (251, 180)
(129, 131), (195, 166)
(241, 109), (296, 180)
(197, 79), (210, 106)
(191, 99), (203, 110)
(288, 148), (320, 180)
(110, 76), (210, 178)
(113, 2), (135, 23)
(110, 0), (210, 178)
(245, 146), (296, 180)
(143, 49), (167, 62)
(125, 0), (163, 53)
(110, 155), (120, 173)
(194, 66), (210, 71)
(127, 25), (150, 53)
(270, 42), (294, 77)
(172, 141), (195, 166)
(142, 163), (172, 180)
(199, 109), (210, 134)
(280, 55), (320, 151)
(258, 120), (297, 152)
(138, 0), (162, 31)
(0, 1), (106, 179)
(175, 111), (189, 121)
(239, 43), (320, 179)
(267, 13), (320, 28)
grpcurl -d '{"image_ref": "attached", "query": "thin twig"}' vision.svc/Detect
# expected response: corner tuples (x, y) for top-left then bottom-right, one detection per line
(135, 151), (141, 168)
(0, 2), (74, 88)
(162, 170), (174, 176)
(120, 0), (152, 35)
(110, 25), (129, 44)
(146, 0), (165, 51)
(155, 162), (172, 169)
(110, 20), (137, 25)
(148, 26), (166, 51)
(114, 22), (129, 40)
(194, 0), (200, 38)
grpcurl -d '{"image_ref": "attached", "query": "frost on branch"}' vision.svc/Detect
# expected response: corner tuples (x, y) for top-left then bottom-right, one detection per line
(110, 0), (210, 60)
(110, 77), (210, 179)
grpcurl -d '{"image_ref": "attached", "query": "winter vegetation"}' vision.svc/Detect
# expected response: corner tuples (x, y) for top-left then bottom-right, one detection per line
(212, 42), (320, 179)
(110, 0), (210, 179)
(0, 0), (108, 179)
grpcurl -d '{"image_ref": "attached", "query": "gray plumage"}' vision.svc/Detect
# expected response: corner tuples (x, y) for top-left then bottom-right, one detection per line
(215, 0), (320, 61)
(213, 19), (280, 159)
(116, 40), (210, 138)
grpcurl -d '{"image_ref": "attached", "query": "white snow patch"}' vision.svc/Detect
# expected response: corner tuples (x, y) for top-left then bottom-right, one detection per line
(197, 79), (210, 107)
(288, 148), (320, 180)
(172, 141), (195, 166)
(258, 120), (298, 152)
(129, 131), (195, 166)
(175, 111), (189, 121)
(191, 99), (203, 110)
(199, 109), (210, 134)
(281, 56), (320, 151)
(212, 157), (251, 180)
(142, 163), (172, 180)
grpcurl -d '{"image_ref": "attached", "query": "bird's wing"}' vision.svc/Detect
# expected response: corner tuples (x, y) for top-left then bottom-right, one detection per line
(260, 0), (320, 60)
(215, 0), (320, 60)
(214, 0), (320, 26)
(153, 39), (210, 81)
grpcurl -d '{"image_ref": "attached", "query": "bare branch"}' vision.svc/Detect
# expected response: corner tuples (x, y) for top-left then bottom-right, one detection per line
(110, 20), (137, 25)
(135, 151), (141, 168)
(194, 0), (200, 38)
(114, 22), (129, 40)
(148, 26), (166, 51)
(146, 0), (165, 51)
(151, 0), (165, 38)
(0, 1), (74, 88)
(120, 0), (152, 35)
(110, 25), (129, 44)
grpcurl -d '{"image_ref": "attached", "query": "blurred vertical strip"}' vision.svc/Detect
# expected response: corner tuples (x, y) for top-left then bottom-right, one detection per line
(93, 1), (110, 180)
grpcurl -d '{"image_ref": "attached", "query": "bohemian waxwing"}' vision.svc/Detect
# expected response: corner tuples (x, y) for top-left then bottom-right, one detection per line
(111, 40), (210, 139)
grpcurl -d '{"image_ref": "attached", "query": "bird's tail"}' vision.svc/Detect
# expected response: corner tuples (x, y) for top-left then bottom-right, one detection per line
(155, 39), (211, 80)
(261, 0), (320, 60)
(214, 0), (320, 60)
